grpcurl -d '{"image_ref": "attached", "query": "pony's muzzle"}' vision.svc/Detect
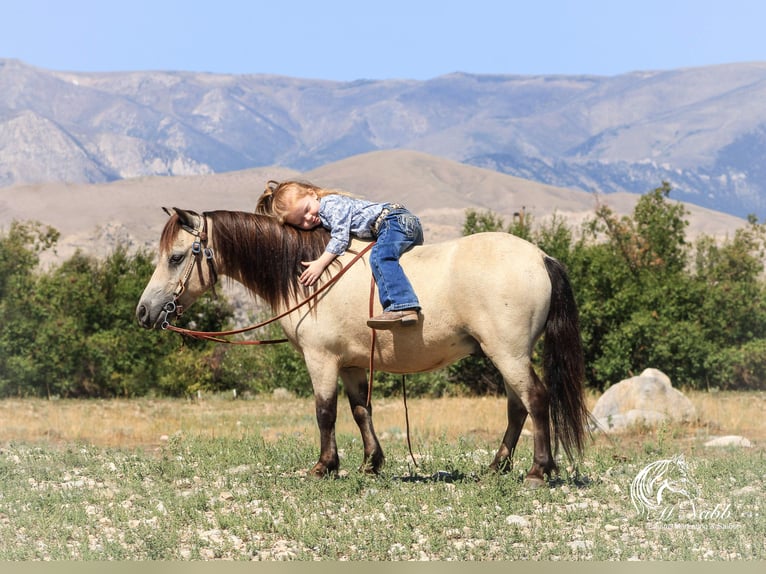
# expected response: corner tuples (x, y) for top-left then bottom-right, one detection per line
(135, 303), (154, 329)
(136, 301), (172, 330)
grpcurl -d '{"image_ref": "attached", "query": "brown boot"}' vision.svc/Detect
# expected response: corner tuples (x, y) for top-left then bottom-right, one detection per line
(367, 309), (419, 329)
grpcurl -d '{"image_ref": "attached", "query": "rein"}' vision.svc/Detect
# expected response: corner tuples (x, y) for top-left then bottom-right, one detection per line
(159, 217), (418, 467)
(367, 275), (418, 468)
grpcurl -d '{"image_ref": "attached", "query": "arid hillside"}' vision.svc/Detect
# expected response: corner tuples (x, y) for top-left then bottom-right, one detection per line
(0, 150), (747, 267)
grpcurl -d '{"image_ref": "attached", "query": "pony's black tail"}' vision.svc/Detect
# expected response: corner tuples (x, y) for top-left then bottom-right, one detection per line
(543, 256), (590, 463)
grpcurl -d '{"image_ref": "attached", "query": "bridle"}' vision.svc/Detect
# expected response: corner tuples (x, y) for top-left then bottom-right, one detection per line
(158, 212), (217, 330)
(159, 213), (376, 344)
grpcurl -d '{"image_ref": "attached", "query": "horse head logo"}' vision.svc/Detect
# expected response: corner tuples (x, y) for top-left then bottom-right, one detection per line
(630, 455), (701, 519)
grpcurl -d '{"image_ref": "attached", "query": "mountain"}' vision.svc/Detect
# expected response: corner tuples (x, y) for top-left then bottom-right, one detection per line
(2, 59), (766, 218)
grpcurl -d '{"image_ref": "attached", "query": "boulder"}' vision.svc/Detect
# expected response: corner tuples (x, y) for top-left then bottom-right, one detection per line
(592, 368), (696, 432)
(704, 435), (752, 448)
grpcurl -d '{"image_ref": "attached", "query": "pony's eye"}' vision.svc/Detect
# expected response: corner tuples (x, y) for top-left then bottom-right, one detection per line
(169, 253), (185, 265)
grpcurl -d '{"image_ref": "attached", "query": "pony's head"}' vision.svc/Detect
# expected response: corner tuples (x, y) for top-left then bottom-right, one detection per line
(136, 207), (332, 330)
(136, 208), (217, 329)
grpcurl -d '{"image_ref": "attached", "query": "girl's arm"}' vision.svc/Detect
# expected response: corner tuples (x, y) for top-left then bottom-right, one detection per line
(299, 250), (338, 286)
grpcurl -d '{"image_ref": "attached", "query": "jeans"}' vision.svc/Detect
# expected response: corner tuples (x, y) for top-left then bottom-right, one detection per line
(370, 207), (424, 312)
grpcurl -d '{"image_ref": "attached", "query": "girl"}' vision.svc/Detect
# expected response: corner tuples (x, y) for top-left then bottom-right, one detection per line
(257, 180), (423, 329)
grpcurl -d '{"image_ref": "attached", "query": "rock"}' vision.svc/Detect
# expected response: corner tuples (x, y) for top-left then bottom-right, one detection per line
(731, 485), (758, 496)
(596, 409), (668, 430)
(592, 368), (696, 432)
(272, 388), (294, 400)
(704, 435), (752, 448)
(505, 515), (530, 528)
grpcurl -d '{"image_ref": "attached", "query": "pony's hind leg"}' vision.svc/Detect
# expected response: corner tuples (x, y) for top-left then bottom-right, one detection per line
(489, 389), (528, 473)
(340, 367), (385, 474)
(524, 366), (558, 486)
(488, 354), (557, 486)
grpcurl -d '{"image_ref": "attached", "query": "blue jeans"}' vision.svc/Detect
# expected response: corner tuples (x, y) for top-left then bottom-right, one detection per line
(370, 207), (424, 312)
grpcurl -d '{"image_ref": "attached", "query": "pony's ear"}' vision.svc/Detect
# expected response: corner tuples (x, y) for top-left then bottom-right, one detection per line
(162, 207), (173, 217)
(171, 207), (200, 231)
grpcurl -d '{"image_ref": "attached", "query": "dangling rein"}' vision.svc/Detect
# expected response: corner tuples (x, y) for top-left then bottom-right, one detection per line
(165, 240), (376, 345)
(166, 237), (419, 468)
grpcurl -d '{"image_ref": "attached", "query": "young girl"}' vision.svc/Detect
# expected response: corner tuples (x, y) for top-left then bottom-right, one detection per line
(256, 180), (424, 329)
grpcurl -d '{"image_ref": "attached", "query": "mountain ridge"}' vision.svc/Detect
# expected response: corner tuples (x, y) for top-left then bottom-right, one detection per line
(2, 59), (765, 218)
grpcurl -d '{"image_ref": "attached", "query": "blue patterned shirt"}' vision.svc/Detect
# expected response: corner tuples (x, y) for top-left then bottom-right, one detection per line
(319, 194), (385, 255)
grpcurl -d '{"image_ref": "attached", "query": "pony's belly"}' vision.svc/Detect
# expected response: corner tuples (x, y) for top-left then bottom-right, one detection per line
(360, 333), (479, 374)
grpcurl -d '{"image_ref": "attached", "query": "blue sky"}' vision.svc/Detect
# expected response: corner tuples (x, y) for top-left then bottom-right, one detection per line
(1, 0), (764, 80)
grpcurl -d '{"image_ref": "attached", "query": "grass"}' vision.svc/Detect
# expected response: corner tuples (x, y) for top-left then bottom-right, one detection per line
(2, 390), (763, 448)
(0, 391), (764, 560)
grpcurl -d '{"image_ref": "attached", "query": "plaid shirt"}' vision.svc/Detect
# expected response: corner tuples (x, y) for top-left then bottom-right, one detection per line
(319, 194), (385, 255)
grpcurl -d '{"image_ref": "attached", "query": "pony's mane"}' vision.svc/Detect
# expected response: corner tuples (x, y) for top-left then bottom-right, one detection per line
(162, 210), (332, 309)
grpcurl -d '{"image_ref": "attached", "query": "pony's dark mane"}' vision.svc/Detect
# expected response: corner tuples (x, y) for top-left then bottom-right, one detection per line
(162, 210), (332, 310)
(211, 211), (333, 309)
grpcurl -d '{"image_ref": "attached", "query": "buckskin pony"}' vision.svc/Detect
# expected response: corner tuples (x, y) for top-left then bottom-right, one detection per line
(136, 208), (589, 485)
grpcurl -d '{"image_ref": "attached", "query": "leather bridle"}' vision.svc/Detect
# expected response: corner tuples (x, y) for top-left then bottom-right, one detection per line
(158, 212), (217, 330)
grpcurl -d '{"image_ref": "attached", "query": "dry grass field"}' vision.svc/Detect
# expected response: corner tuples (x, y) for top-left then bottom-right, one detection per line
(1, 391), (763, 451)
(1, 392), (763, 560)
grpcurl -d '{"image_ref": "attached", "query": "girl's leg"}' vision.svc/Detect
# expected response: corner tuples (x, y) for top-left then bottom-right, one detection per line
(370, 211), (423, 312)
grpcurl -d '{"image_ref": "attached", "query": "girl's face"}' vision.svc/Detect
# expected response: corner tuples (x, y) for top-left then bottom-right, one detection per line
(284, 190), (321, 229)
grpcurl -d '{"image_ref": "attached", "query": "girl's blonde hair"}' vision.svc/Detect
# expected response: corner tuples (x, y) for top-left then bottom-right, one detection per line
(256, 180), (350, 225)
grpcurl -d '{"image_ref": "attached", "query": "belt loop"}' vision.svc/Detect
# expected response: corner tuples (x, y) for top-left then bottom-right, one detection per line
(372, 206), (389, 237)
(372, 203), (405, 237)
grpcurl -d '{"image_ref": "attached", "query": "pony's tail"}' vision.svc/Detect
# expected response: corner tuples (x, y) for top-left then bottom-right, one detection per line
(542, 256), (590, 463)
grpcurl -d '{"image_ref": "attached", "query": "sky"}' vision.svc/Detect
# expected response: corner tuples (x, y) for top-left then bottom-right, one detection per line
(1, 0), (764, 81)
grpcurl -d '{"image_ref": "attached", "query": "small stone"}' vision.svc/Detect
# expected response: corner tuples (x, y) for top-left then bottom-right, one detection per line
(505, 515), (530, 528)
(568, 540), (591, 551)
(731, 485), (757, 496)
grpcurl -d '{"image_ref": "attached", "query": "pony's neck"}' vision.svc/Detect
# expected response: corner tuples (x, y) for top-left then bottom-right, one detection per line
(208, 210), (330, 311)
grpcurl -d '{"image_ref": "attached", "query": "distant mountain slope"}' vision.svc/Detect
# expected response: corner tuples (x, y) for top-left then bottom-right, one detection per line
(0, 150), (745, 267)
(2, 59), (765, 218)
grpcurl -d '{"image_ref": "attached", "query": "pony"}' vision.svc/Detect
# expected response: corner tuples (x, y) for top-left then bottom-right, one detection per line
(136, 208), (589, 485)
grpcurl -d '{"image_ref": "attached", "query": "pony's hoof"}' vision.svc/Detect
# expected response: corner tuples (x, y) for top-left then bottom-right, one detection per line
(523, 476), (547, 489)
(489, 459), (513, 474)
(309, 463), (338, 478)
(358, 464), (379, 475)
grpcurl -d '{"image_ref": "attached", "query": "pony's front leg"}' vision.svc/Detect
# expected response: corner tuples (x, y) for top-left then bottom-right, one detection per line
(306, 357), (342, 477)
(311, 392), (340, 477)
(341, 367), (385, 474)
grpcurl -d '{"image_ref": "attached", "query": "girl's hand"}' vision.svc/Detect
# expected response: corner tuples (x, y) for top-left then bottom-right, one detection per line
(299, 251), (338, 285)
(299, 260), (325, 286)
